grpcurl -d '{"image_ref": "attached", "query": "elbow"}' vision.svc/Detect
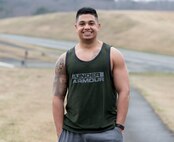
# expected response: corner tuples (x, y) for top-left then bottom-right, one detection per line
(52, 95), (64, 107)
(118, 86), (130, 99)
(126, 87), (130, 100)
(125, 85), (130, 98)
(127, 86), (130, 96)
(52, 96), (58, 108)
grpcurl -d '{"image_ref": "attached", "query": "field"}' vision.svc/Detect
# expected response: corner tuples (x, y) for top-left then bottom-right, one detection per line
(0, 68), (56, 142)
(0, 38), (62, 63)
(0, 11), (174, 56)
(0, 69), (174, 142)
(0, 10), (174, 141)
(0, 40), (63, 141)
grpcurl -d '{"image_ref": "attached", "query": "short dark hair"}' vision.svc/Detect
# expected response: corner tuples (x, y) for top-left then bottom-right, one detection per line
(76, 7), (98, 20)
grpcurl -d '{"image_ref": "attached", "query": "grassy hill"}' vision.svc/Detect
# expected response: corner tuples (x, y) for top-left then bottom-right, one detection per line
(1, 0), (174, 19)
(0, 10), (174, 56)
(0, 11), (174, 142)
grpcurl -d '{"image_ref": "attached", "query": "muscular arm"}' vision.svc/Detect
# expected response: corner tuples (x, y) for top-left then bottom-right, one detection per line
(52, 53), (67, 137)
(111, 47), (130, 127)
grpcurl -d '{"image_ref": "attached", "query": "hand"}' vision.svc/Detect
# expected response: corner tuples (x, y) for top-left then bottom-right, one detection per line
(117, 127), (124, 134)
(57, 129), (63, 138)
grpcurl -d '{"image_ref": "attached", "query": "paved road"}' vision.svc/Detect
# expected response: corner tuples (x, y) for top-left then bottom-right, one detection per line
(119, 49), (174, 73)
(125, 88), (174, 142)
(1, 33), (174, 72)
(0, 33), (174, 142)
(0, 33), (75, 50)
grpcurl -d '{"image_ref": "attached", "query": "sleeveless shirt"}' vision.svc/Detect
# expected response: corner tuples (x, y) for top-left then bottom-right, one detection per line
(63, 43), (117, 133)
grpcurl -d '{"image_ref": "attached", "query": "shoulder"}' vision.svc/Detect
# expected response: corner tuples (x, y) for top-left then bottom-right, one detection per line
(55, 52), (67, 74)
(55, 52), (67, 65)
(103, 43), (123, 59)
(57, 52), (67, 61)
(110, 46), (126, 67)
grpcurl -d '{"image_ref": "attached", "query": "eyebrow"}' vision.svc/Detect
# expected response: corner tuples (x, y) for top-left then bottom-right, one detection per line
(78, 20), (96, 23)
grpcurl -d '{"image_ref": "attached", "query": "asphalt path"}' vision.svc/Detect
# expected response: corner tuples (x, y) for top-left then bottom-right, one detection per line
(1, 33), (174, 72)
(0, 34), (174, 142)
(125, 88), (174, 142)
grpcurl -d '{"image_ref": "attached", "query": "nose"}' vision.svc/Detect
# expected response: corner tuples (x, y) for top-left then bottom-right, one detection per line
(84, 24), (90, 29)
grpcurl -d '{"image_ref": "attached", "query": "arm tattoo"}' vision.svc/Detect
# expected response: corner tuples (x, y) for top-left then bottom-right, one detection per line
(53, 55), (67, 97)
(55, 57), (65, 75)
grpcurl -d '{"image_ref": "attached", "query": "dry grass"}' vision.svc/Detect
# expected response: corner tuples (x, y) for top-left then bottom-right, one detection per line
(0, 10), (174, 140)
(0, 11), (174, 56)
(0, 70), (174, 142)
(130, 73), (174, 132)
(0, 68), (57, 142)
(1, 69), (173, 142)
(0, 38), (63, 62)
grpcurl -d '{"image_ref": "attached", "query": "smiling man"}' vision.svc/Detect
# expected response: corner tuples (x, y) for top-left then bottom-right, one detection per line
(52, 7), (130, 142)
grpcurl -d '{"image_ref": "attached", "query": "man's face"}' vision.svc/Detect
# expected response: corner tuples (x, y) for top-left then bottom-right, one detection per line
(75, 14), (100, 41)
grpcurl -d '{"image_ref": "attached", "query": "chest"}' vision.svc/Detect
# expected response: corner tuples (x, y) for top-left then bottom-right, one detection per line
(75, 48), (101, 62)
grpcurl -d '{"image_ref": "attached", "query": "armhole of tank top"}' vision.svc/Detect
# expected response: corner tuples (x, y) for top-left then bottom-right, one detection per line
(65, 47), (75, 87)
(65, 51), (68, 73)
(65, 49), (70, 87)
(107, 45), (113, 79)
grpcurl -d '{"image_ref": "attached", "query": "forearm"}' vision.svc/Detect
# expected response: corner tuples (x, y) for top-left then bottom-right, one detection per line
(52, 96), (64, 137)
(52, 53), (67, 138)
(116, 90), (130, 125)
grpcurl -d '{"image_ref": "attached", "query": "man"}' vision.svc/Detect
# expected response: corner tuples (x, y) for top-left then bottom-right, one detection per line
(52, 7), (130, 142)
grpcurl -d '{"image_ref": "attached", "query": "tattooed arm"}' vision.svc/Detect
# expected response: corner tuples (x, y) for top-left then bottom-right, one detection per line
(52, 53), (67, 138)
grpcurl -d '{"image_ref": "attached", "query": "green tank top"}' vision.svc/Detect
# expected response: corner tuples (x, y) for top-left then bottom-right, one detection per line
(64, 43), (117, 133)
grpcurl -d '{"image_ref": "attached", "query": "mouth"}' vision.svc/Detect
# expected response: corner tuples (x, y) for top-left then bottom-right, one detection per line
(82, 31), (93, 36)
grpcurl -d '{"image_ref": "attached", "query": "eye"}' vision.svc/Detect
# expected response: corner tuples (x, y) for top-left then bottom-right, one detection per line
(89, 22), (95, 26)
(79, 22), (85, 26)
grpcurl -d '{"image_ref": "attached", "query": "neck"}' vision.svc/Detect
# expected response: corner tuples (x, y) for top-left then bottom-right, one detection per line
(78, 39), (101, 49)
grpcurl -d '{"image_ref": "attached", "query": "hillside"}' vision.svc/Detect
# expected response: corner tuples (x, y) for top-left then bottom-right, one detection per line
(1, 0), (174, 19)
(0, 10), (174, 56)
(0, 0), (116, 18)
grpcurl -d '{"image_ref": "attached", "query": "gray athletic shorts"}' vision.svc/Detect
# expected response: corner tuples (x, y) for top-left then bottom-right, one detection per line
(58, 127), (123, 142)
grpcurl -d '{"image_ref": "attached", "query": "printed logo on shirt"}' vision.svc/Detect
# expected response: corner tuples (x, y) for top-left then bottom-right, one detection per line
(72, 72), (104, 84)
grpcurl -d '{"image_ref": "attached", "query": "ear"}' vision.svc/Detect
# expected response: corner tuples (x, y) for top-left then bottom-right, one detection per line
(74, 23), (77, 29)
(98, 23), (101, 28)
(74, 23), (78, 33)
(98, 23), (101, 29)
